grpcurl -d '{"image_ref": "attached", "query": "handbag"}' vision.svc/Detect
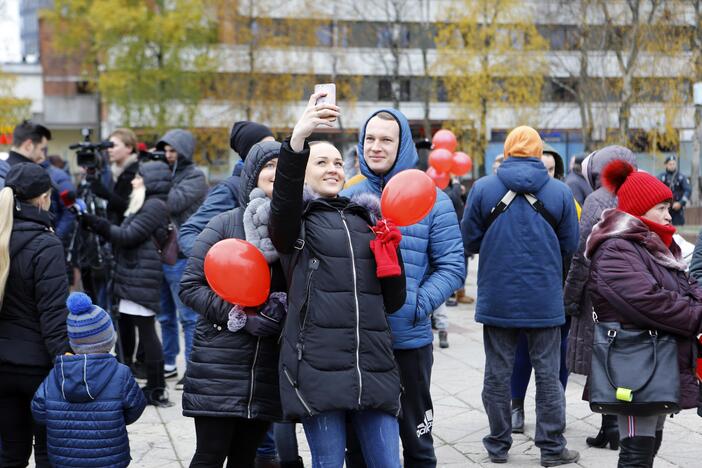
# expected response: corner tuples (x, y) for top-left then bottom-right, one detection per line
(589, 318), (680, 417)
(152, 223), (179, 266)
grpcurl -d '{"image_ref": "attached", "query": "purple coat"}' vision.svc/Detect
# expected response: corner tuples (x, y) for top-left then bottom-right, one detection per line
(587, 209), (702, 409)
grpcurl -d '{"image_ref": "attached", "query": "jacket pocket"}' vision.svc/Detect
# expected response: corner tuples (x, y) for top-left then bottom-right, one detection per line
(282, 365), (314, 416)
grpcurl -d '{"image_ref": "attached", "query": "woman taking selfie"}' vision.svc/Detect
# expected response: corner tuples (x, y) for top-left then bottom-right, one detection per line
(270, 93), (406, 467)
(587, 160), (702, 466)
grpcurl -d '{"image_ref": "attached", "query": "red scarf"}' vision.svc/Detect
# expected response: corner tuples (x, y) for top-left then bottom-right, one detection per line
(636, 216), (676, 248)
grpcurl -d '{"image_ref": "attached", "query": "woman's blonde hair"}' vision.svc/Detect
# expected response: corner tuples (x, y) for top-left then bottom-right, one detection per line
(110, 128), (138, 153)
(124, 183), (145, 217)
(0, 187), (14, 305)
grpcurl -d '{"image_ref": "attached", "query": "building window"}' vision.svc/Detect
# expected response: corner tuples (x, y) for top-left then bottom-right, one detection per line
(378, 78), (410, 101)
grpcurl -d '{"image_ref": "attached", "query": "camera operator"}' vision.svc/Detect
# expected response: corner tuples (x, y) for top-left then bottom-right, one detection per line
(7, 120), (51, 166)
(89, 128), (141, 225)
(154, 129), (207, 385)
(79, 161), (174, 407)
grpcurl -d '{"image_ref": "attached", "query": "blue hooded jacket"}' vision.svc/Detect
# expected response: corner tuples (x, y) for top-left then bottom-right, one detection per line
(461, 157), (579, 327)
(31, 354), (146, 468)
(342, 109), (465, 349)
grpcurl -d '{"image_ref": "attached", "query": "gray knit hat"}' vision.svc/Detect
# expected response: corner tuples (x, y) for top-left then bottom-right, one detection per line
(66, 292), (117, 354)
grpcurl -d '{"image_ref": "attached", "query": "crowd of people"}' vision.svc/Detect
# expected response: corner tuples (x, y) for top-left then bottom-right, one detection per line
(0, 91), (700, 468)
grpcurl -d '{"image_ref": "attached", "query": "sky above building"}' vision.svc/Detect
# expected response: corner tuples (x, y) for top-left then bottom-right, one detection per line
(1, 0), (22, 63)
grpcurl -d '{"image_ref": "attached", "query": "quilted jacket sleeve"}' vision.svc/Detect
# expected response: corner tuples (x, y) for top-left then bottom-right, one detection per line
(178, 183), (238, 257)
(689, 229), (702, 283)
(109, 199), (167, 249)
(415, 190), (466, 320)
(33, 236), (71, 357)
(123, 370), (147, 425)
(270, 139), (308, 254)
(31, 378), (48, 425)
(591, 239), (702, 337)
(179, 212), (238, 326)
(168, 167), (208, 219)
(564, 194), (608, 316)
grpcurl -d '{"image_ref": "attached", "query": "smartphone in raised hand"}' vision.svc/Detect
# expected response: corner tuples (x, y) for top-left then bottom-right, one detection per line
(314, 83), (336, 106)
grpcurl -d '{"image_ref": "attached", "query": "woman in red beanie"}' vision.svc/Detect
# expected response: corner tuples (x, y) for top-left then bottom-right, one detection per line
(586, 160), (702, 466)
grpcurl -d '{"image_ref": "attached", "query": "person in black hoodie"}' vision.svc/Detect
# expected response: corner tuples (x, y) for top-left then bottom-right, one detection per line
(180, 140), (289, 468)
(0, 163), (70, 467)
(270, 93), (406, 467)
(80, 161), (174, 407)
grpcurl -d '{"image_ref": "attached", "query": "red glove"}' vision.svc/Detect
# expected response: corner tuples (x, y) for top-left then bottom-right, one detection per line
(370, 219), (402, 278)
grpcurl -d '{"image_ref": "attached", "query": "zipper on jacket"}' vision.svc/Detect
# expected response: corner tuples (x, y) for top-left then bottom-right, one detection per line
(297, 258), (319, 363)
(283, 366), (313, 415)
(247, 337), (261, 419)
(339, 209), (363, 407)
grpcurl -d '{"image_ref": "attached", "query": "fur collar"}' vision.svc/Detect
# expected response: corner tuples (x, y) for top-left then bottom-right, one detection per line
(586, 209), (686, 271)
(302, 186), (381, 221)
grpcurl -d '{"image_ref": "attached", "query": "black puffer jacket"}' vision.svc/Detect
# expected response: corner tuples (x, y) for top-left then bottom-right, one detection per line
(84, 162), (172, 313)
(270, 139), (406, 421)
(0, 202), (71, 374)
(179, 141), (284, 421)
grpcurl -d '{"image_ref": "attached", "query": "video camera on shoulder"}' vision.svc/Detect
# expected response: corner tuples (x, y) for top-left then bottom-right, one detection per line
(138, 149), (168, 164)
(69, 128), (113, 175)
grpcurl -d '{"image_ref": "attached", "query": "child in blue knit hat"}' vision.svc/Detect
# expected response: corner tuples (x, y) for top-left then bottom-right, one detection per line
(31, 292), (147, 468)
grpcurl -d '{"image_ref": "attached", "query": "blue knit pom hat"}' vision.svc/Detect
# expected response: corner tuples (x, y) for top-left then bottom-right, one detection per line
(66, 292), (117, 354)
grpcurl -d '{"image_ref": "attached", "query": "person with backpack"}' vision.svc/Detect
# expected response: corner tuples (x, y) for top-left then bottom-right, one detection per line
(79, 161), (174, 407)
(270, 93), (407, 467)
(461, 126), (579, 466)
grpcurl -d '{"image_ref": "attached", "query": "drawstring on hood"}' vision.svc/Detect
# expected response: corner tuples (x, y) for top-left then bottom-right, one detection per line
(55, 354), (118, 403)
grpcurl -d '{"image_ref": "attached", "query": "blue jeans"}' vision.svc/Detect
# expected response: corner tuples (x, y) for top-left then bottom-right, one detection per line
(158, 258), (199, 367)
(256, 427), (277, 458)
(302, 410), (400, 468)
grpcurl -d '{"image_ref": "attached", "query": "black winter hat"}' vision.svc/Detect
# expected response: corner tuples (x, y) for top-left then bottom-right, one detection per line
(229, 121), (274, 160)
(5, 162), (52, 200)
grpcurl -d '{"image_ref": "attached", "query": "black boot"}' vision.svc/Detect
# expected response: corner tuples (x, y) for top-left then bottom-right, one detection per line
(651, 430), (663, 465)
(618, 436), (655, 468)
(280, 457), (305, 468)
(142, 360), (174, 407)
(587, 414), (619, 450)
(511, 399), (524, 434)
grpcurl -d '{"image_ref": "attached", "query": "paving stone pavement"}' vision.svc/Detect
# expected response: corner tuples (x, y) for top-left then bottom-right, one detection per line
(123, 262), (702, 467)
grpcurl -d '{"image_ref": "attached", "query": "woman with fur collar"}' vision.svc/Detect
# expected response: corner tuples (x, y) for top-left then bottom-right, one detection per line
(270, 93), (406, 467)
(179, 140), (288, 467)
(587, 160), (702, 467)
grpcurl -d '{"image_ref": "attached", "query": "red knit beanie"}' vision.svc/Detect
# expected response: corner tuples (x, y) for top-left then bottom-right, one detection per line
(601, 160), (673, 216)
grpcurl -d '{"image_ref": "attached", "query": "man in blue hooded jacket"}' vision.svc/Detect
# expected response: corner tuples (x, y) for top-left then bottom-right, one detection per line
(461, 126), (579, 466)
(343, 109), (465, 467)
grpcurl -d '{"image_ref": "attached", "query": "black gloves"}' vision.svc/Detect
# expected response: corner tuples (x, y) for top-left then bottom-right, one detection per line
(244, 292), (287, 338)
(80, 213), (112, 239)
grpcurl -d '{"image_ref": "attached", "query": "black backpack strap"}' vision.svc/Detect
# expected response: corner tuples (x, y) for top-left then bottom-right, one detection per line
(285, 219), (306, 289)
(484, 190), (518, 231)
(523, 193), (559, 232)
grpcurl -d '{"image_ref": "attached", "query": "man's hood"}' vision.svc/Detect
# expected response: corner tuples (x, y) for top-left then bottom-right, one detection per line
(582, 145), (636, 191)
(240, 140), (281, 206)
(356, 108), (418, 193)
(156, 129), (195, 161)
(542, 143), (564, 180)
(52, 354), (118, 403)
(496, 157), (550, 193)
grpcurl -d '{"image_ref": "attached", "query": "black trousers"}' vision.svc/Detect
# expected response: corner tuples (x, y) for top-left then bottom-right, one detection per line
(119, 314), (164, 364)
(190, 416), (270, 468)
(0, 371), (50, 468)
(346, 344), (436, 468)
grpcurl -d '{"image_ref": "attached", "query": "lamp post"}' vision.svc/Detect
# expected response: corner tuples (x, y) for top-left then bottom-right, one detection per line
(692, 82), (702, 207)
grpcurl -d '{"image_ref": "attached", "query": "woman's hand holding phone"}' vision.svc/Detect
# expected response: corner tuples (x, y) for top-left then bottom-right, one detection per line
(290, 92), (340, 152)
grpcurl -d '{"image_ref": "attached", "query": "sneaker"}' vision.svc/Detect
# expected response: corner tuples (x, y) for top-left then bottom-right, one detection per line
(446, 296), (458, 307)
(163, 366), (178, 379)
(488, 453), (508, 464)
(143, 387), (175, 408)
(540, 449), (580, 467)
(175, 376), (185, 391)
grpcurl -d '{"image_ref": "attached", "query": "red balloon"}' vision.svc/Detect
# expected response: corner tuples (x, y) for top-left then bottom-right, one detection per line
(204, 239), (270, 307)
(426, 167), (450, 189)
(381, 169), (437, 226)
(432, 129), (457, 153)
(451, 152), (473, 176)
(428, 148), (453, 173)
